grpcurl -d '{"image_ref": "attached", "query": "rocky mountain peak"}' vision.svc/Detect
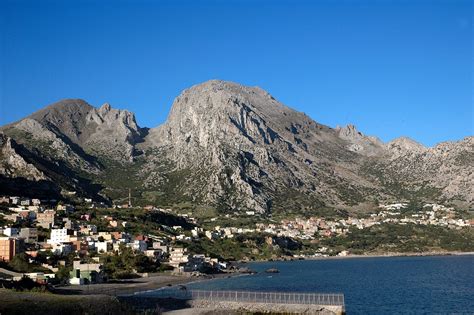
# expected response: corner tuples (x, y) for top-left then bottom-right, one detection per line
(335, 124), (383, 156)
(98, 103), (112, 115)
(148, 80), (319, 148)
(3, 99), (144, 164)
(336, 124), (361, 138)
(385, 136), (426, 156)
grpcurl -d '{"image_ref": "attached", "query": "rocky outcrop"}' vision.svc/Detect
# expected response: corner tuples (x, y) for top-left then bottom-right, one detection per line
(336, 124), (384, 156)
(83, 103), (143, 162)
(0, 133), (46, 181)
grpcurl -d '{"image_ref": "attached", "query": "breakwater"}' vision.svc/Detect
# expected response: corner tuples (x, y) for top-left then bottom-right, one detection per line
(125, 289), (345, 314)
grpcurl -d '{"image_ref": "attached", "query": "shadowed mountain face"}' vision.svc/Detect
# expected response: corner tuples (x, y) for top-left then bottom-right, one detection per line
(1, 80), (472, 213)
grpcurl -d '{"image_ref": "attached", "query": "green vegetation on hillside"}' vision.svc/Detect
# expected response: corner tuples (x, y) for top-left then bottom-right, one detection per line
(319, 223), (474, 255)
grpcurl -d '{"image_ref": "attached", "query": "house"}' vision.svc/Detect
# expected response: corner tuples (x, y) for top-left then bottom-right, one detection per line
(111, 231), (122, 240)
(152, 241), (168, 253)
(71, 240), (89, 253)
(131, 240), (147, 252)
(97, 232), (113, 241)
(18, 210), (36, 221)
(22, 272), (56, 284)
(80, 225), (97, 235)
(144, 249), (163, 260)
(183, 255), (223, 273)
(57, 204), (75, 213)
(19, 228), (38, 243)
(0, 237), (24, 262)
(3, 213), (21, 223)
(36, 210), (56, 229)
(48, 228), (70, 244)
(63, 218), (78, 230)
(50, 242), (73, 255)
(20, 198), (31, 206)
(205, 230), (219, 240)
(168, 247), (189, 270)
(69, 260), (103, 285)
(3, 227), (19, 237)
(96, 241), (110, 253)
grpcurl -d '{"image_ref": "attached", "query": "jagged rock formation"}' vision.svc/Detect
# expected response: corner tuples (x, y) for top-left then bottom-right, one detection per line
(2, 99), (144, 165)
(0, 80), (472, 212)
(336, 124), (384, 156)
(0, 134), (46, 180)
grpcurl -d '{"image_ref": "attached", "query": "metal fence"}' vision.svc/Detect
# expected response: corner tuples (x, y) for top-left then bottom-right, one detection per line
(136, 289), (345, 306)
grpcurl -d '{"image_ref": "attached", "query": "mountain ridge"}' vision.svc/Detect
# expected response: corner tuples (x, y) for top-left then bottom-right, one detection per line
(1, 79), (472, 213)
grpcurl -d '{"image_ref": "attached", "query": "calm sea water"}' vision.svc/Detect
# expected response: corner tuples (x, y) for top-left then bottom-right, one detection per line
(185, 255), (474, 314)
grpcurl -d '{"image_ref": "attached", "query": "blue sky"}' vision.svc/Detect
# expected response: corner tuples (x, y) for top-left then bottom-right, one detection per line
(1, 0), (472, 146)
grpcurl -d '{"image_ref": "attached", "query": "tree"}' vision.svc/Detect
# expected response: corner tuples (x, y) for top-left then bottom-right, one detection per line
(8, 253), (31, 273)
(55, 265), (72, 284)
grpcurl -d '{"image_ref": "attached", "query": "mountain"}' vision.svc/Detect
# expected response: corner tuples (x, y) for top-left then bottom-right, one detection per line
(142, 80), (381, 213)
(1, 80), (472, 213)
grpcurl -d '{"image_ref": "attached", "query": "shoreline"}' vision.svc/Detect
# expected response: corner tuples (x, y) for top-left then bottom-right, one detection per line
(303, 250), (474, 261)
(250, 250), (474, 263)
(55, 271), (247, 296)
(53, 251), (474, 296)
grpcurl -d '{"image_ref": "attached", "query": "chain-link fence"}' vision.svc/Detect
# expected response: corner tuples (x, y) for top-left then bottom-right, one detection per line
(131, 288), (344, 306)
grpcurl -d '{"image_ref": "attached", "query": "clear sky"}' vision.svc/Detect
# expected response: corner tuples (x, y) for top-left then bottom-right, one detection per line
(1, 0), (472, 146)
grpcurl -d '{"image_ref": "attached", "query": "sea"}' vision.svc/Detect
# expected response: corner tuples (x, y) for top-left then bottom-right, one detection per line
(184, 255), (474, 314)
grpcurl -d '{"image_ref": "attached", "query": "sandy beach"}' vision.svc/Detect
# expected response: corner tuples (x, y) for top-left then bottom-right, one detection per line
(55, 272), (244, 296)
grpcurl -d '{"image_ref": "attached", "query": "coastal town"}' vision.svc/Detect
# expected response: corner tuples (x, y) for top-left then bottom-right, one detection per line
(258, 203), (473, 241)
(1, 193), (473, 288)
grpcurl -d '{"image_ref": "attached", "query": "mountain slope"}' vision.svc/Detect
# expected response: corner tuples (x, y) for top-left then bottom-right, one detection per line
(0, 80), (472, 212)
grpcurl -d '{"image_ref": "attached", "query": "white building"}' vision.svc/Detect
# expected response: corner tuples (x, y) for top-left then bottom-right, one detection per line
(95, 241), (110, 253)
(3, 227), (19, 237)
(131, 240), (147, 252)
(48, 228), (69, 244)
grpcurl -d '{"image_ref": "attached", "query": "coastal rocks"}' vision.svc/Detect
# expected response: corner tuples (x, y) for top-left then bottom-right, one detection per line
(189, 300), (343, 314)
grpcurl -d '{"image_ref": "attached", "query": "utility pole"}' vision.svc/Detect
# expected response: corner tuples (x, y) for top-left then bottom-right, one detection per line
(128, 188), (132, 208)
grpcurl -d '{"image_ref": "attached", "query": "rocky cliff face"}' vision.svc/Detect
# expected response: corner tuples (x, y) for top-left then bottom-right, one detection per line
(0, 134), (46, 181)
(0, 80), (472, 212)
(141, 80), (380, 213)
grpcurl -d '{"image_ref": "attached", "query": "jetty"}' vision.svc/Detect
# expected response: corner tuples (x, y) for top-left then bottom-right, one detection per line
(124, 288), (345, 314)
